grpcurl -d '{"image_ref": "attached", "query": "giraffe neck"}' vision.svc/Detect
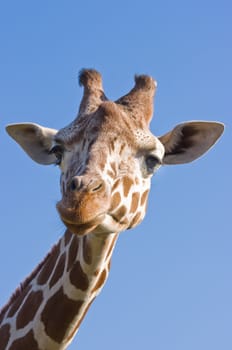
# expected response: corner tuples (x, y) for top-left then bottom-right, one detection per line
(0, 230), (119, 350)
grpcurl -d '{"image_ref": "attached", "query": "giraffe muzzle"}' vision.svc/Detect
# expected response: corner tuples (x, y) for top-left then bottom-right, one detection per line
(56, 176), (111, 235)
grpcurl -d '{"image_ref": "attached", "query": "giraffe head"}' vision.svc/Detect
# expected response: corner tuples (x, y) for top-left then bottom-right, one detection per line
(6, 69), (224, 236)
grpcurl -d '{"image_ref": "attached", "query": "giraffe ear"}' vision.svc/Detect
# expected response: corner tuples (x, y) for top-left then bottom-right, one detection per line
(159, 121), (224, 165)
(6, 123), (58, 165)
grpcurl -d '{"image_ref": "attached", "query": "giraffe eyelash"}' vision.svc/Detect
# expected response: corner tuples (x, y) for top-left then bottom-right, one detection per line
(49, 145), (64, 166)
(145, 155), (162, 173)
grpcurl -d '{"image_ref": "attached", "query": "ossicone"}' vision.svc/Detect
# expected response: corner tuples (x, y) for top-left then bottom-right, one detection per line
(134, 74), (157, 92)
(78, 69), (103, 90)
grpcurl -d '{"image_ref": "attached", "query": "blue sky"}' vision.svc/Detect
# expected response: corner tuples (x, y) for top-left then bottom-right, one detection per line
(0, 1), (231, 349)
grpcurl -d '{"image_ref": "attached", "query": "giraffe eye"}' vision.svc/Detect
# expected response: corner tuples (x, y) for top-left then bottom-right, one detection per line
(145, 155), (161, 173)
(49, 145), (64, 165)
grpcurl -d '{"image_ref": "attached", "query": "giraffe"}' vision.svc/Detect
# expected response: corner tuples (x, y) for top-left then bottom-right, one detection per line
(0, 69), (224, 350)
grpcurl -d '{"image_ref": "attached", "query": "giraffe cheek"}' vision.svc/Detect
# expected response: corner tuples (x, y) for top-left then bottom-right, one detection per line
(128, 212), (144, 229)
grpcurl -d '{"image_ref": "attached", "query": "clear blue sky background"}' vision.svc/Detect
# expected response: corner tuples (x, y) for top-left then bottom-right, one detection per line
(0, 1), (231, 349)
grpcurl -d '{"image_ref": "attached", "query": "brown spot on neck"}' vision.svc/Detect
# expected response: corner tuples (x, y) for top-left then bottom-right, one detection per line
(49, 252), (66, 288)
(69, 261), (89, 291)
(16, 290), (43, 329)
(8, 330), (39, 350)
(6, 284), (31, 318)
(37, 241), (61, 285)
(67, 297), (96, 342)
(0, 324), (10, 350)
(41, 288), (84, 343)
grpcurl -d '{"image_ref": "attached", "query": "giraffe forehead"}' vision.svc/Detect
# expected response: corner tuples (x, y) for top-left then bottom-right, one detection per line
(56, 101), (157, 150)
(63, 125), (162, 159)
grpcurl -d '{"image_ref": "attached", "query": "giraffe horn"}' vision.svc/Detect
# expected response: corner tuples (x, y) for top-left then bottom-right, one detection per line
(78, 69), (108, 117)
(116, 74), (157, 125)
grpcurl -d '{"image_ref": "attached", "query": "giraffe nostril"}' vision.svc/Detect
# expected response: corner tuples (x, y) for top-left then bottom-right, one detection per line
(69, 177), (103, 193)
(70, 177), (82, 191)
(70, 180), (77, 191)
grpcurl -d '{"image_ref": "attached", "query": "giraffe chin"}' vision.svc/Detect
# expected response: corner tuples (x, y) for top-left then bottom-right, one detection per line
(60, 214), (105, 236)
(93, 214), (130, 234)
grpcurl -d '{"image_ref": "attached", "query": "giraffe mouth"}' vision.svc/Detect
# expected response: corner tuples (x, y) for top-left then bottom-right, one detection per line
(56, 185), (111, 235)
(59, 213), (106, 235)
(59, 210), (129, 235)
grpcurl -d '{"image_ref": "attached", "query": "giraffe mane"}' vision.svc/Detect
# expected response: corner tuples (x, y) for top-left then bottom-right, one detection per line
(0, 242), (59, 322)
